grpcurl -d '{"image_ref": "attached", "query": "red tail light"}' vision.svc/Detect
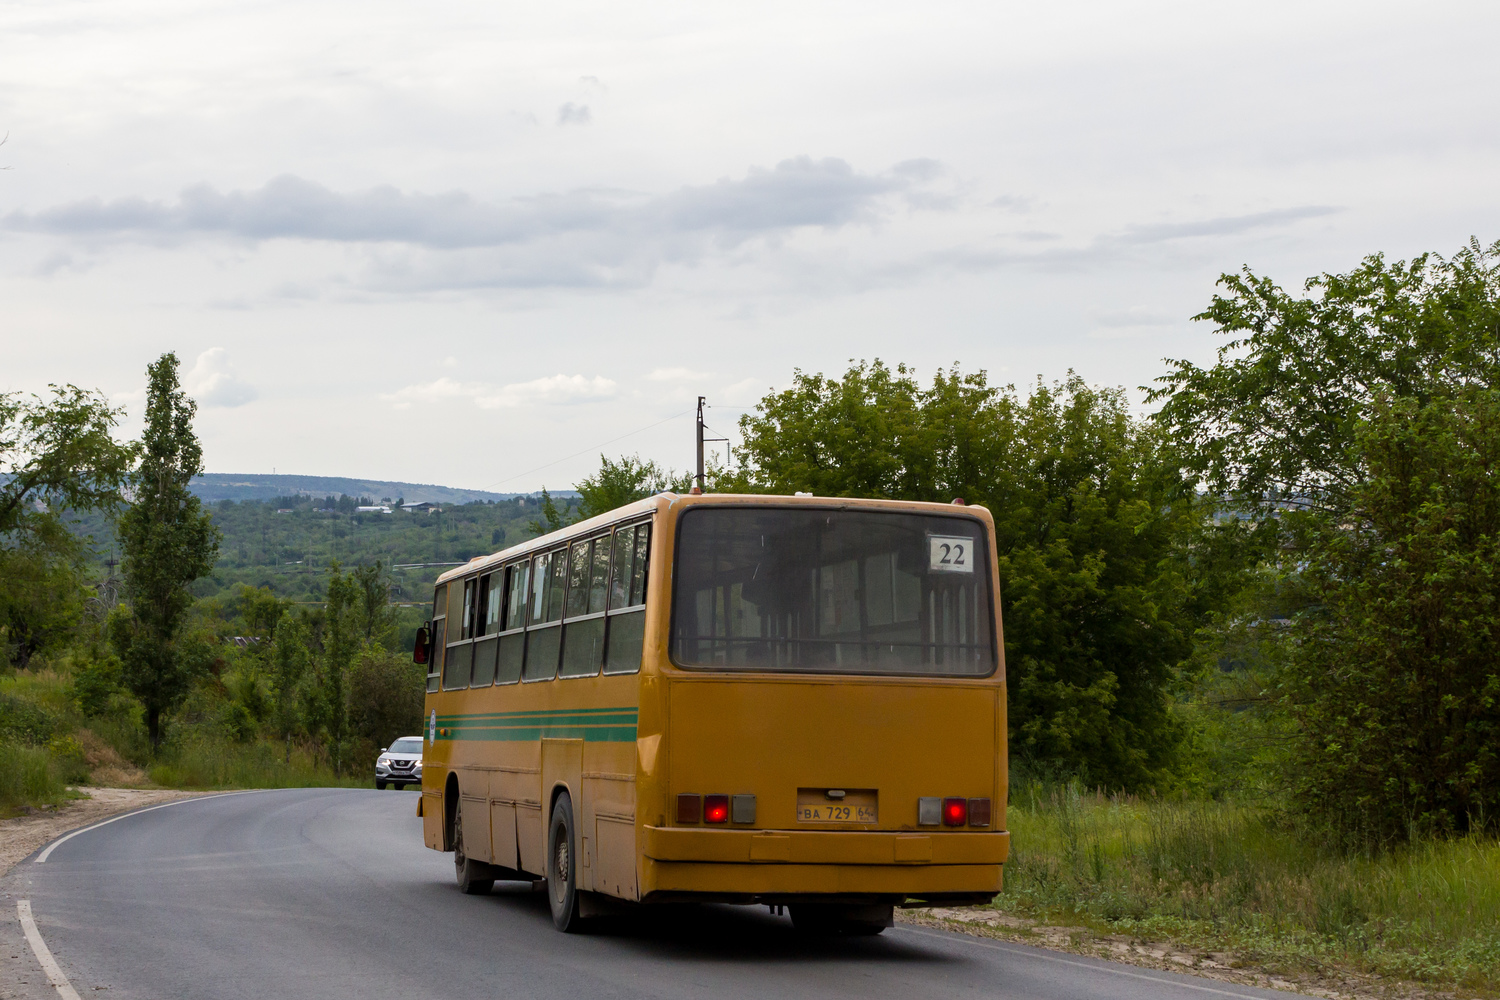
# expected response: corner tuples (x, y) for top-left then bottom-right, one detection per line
(942, 797), (967, 826)
(704, 794), (729, 824)
(676, 793), (701, 824)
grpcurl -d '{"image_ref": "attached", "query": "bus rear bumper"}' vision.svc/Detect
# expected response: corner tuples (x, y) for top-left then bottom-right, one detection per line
(642, 826), (1010, 866)
(639, 827), (1008, 903)
(640, 858), (1002, 903)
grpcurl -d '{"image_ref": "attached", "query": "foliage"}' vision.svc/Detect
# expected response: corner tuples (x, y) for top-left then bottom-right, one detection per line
(735, 361), (1247, 789)
(0, 384), (132, 668)
(319, 564), (360, 775)
(1281, 391), (1500, 842)
(348, 647), (425, 755)
(574, 454), (686, 519)
(110, 353), (222, 746)
(0, 383), (133, 544)
(1149, 238), (1500, 518)
(1149, 239), (1500, 840)
(996, 782), (1500, 993)
(0, 546), (87, 669)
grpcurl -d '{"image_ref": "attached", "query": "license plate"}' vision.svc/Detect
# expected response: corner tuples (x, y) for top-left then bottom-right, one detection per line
(796, 788), (877, 824)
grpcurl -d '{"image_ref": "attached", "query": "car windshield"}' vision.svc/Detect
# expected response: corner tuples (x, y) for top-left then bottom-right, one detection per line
(387, 739), (423, 755)
(671, 506), (996, 676)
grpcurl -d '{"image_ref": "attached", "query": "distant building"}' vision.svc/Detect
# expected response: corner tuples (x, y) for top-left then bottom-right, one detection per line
(275, 508), (294, 514)
(401, 502), (441, 513)
(357, 505), (393, 514)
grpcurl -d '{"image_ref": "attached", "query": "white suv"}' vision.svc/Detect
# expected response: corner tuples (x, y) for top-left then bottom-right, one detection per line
(375, 737), (424, 790)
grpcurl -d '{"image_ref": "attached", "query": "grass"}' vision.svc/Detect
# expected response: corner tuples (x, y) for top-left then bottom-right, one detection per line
(0, 742), (82, 817)
(0, 662), (369, 815)
(994, 782), (1500, 994)
(146, 737), (371, 790)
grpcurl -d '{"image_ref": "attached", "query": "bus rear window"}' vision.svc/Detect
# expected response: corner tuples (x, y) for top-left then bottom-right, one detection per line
(671, 507), (995, 676)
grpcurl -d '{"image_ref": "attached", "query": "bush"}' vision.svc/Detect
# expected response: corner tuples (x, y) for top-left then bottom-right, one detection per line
(1284, 392), (1500, 843)
(0, 690), (60, 745)
(348, 648), (424, 753)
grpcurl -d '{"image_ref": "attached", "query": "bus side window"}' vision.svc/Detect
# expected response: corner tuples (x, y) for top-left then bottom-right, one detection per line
(496, 561), (527, 684)
(524, 551), (562, 681)
(426, 584), (446, 693)
(471, 572), (498, 688)
(428, 615), (446, 692)
(604, 522), (650, 675)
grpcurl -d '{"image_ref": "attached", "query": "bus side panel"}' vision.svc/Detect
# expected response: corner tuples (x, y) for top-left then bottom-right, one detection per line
(490, 799), (519, 870)
(460, 775), (492, 863)
(595, 816), (638, 898)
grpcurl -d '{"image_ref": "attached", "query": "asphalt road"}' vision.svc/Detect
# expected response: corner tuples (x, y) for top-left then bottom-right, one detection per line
(3, 788), (1304, 1000)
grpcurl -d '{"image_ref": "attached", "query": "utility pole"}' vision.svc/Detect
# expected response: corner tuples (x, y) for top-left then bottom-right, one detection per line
(693, 396), (706, 494)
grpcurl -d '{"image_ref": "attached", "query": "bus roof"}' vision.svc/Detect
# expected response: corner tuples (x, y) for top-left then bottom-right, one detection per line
(433, 492), (991, 587)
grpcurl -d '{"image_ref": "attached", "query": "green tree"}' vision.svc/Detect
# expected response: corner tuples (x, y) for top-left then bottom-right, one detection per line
(0, 384), (133, 544)
(0, 384), (133, 667)
(350, 561), (397, 646)
(108, 353), (222, 747)
(736, 362), (1228, 788)
(320, 564), (360, 774)
(268, 612), (312, 754)
(1148, 238), (1500, 518)
(1149, 238), (1500, 839)
(574, 454), (684, 519)
(348, 648), (425, 755)
(1282, 391), (1500, 842)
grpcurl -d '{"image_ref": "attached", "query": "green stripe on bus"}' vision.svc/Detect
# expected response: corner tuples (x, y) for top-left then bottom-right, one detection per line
(434, 725), (638, 742)
(433, 706), (639, 742)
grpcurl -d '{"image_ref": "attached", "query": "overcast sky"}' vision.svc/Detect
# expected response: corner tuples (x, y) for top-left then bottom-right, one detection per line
(3, 0), (1498, 492)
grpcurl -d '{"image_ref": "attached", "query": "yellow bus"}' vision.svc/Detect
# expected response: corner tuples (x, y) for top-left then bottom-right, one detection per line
(414, 492), (1009, 933)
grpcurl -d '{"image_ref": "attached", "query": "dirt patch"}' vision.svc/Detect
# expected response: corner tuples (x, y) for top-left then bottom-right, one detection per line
(899, 907), (1467, 1000)
(0, 787), (208, 876)
(76, 730), (148, 786)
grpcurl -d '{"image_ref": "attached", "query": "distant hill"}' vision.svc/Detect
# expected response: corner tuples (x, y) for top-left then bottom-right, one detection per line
(189, 473), (572, 505)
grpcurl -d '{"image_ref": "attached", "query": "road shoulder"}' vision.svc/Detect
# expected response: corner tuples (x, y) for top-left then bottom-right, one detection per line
(1, 788), (212, 1000)
(898, 908), (1455, 1000)
(1, 787), (209, 877)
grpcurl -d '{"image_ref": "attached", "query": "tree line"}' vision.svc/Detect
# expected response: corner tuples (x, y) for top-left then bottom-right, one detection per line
(4, 238), (1498, 842)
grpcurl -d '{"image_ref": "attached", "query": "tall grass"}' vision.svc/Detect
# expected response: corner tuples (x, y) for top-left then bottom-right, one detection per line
(147, 736), (371, 790)
(998, 783), (1500, 991)
(0, 742), (77, 816)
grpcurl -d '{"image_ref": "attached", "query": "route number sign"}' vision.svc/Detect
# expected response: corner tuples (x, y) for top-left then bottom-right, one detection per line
(928, 535), (974, 573)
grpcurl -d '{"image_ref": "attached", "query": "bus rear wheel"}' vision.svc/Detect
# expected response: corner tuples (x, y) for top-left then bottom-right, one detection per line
(547, 793), (586, 932)
(453, 803), (494, 895)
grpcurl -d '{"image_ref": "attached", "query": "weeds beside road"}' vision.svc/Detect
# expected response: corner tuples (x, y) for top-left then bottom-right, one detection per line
(977, 783), (1500, 997)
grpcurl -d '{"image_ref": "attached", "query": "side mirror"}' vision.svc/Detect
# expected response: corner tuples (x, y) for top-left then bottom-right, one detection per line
(380, 747), (388, 753)
(413, 625), (430, 665)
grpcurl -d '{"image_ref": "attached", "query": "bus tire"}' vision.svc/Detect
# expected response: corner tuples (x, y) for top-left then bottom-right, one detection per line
(453, 803), (494, 895)
(546, 793), (585, 932)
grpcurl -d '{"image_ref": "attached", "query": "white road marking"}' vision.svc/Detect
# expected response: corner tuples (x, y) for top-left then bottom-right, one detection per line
(896, 925), (1291, 1000)
(34, 789), (267, 863)
(17, 900), (83, 1000)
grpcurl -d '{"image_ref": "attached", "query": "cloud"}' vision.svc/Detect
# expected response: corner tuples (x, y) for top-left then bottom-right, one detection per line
(381, 373), (618, 410)
(557, 102), (592, 125)
(1114, 206), (1340, 245)
(184, 347), (257, 408)
(5, 157), (923, 250)
(646, 367), (714, 382)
